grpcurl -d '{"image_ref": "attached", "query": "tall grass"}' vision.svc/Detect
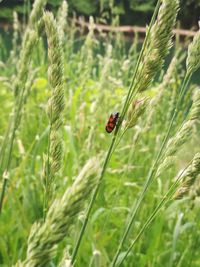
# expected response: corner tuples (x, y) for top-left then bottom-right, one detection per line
(42, 11), (65, 217)
(0, 0), (200, 266)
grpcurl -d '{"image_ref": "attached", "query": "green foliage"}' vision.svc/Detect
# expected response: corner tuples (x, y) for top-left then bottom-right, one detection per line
(0, 0), (200, 27)
(0, 6), (26, 19)
(68, 0), (98, 15)
(129, 0), (156, 12)
(0, 1), (200, 267)
(47, 0), (62, 7)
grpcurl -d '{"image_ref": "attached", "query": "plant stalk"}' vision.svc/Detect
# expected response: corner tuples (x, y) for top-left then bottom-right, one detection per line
(0, 88), (26, 214)
(43, 125), (52, 219)
(71, 0), (162, 263)
(116, 160), (193, 266)
(71, 131), (117, 263)
(111, 72), (192, 266)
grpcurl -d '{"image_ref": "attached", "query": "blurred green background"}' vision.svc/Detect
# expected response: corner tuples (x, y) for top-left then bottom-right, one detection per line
(0, 0), (199, 28)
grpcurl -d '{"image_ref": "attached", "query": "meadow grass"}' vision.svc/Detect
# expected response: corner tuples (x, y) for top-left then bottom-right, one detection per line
(0, 0), (200, 266)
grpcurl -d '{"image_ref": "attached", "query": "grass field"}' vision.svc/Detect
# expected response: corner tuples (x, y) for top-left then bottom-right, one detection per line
(0, 0), (200, 266)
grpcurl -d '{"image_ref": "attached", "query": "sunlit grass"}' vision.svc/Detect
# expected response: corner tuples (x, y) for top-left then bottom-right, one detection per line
(0, 0), (200, 266)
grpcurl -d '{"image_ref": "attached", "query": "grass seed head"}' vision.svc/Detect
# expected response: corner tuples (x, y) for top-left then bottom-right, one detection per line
(136, 0), (179, 92)
(57, 0), (68, 44)
(29, 0), (47, 29)
(186, 28), (200, 75)
(16, 158), (99, 267)
(14, 29), (37, 97)
(125, 97), (150, 129)
(189, 88), (200, 121)
(43, 12), (65, 182)
(156, 156), (176, 178)
(174, 153), (200, 199)
(165, 120), (193, 157)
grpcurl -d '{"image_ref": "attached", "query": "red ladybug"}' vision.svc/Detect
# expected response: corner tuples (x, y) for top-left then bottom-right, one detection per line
(105, 112), (119, 133)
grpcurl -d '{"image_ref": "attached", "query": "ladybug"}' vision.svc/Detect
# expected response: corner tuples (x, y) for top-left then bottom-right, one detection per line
(105, 112), (119, 133)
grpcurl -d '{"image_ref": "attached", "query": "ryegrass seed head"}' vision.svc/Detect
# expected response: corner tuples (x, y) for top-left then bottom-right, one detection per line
(11, 11), (20, 57)
(49, 131), (63, 174)
(189, 88), (200, 121)
(174, 153), (200, 199)
(125, 97), (150, 129)
(165, 120), (193, 157)
(159, 88), (200, 178)
(184, 153), (200, 182)
(29, 0), (47, 29)
(186, 28), (200, 75)
(21, 158), (99, 267)
(43, 11), (65, 181)
(14, 29), (37, 97)
(57, 0), (68, 44)
(136, 0), (179, 92)
(156, 156), (176, 178)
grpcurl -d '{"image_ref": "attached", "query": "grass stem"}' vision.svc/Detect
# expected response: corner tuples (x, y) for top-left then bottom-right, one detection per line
(71, 0), (162, 263)
(71, 131), (117, 263)
(116, 160), (193, 266)
(0, 88), (26, 214)
(111, 72), (192, 266)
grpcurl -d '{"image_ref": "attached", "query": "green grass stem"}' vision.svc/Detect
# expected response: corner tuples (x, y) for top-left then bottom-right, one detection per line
(71, 1), (162, 263)
(116, 160), (193, 266)
(111, 71), (192, 266)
